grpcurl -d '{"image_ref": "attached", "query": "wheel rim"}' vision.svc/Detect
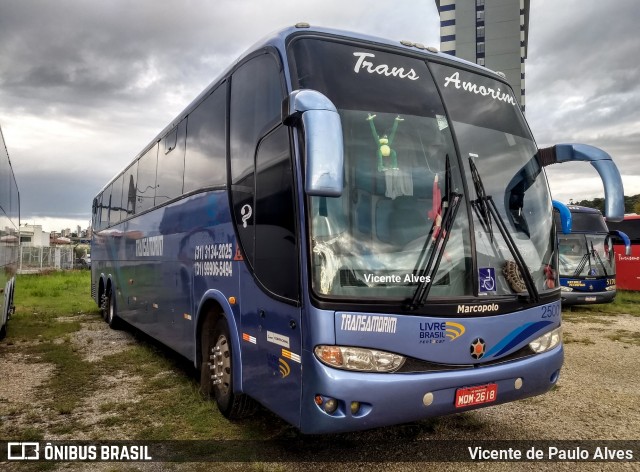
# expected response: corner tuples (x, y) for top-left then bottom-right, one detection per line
(211, 335), (231, 396)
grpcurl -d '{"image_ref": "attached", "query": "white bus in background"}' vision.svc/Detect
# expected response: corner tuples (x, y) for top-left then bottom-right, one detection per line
(0, 125), (20, 339)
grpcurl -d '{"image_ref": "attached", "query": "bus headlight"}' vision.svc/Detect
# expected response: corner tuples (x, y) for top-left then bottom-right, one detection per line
(529, 326), (563, 354)
(560, 286), (573, 292)
(315, 345), (405, 372)
(605, 284), (616, 291)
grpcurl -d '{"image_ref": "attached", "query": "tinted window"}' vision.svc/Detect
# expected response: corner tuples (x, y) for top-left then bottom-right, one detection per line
(184, 84), (226, 193)
(230, 53), (284, 267)
(136, 144), (158, 214)
(101, 184), (112, 228)
(290, 39), (437, 117)
(230, 53), (283, 183)
(254, 126), (298, 300)
(92, 196), (99, 229)
(122, 162), (138, 218)
(156, 119), (186, 204)
(110, 173), (123, 226)
(429, 62), (528, 138)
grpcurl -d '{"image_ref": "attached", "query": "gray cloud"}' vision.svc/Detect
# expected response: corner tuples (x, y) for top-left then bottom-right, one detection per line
(1, 0), (638, 227)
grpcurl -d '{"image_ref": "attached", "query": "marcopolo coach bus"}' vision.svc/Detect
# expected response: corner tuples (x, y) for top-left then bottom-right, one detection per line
(91, 25), (625, 433)
(555, 205), (630, 305)
(0, 125), (20, 340)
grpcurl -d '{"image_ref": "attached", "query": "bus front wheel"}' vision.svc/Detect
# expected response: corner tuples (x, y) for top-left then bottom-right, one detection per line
(202, 318), (256, 419)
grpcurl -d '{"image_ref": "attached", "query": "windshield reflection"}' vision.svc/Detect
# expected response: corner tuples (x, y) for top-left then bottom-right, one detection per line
(309, 110), (473, 299)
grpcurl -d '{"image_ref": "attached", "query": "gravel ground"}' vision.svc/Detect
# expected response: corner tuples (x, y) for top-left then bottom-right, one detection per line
(1, 311), (639, 471)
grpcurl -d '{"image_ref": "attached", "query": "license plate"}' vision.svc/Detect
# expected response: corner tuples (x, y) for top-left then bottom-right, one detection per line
(455, 383), (498, 408)
(585, 297), (596, 302)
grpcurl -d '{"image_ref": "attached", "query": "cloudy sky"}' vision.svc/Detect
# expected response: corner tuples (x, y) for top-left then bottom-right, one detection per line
(0, 0), (638, 232)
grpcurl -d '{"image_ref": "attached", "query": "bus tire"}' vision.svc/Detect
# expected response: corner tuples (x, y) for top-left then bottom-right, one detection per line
(105, 287), (122, 330)
(100, 291), (108, 321)
(1, 290), (8, 340)
(203, 318), (257, 419)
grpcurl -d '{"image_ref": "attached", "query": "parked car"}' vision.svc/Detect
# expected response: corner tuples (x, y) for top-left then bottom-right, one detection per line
(78, 254), (91, 269)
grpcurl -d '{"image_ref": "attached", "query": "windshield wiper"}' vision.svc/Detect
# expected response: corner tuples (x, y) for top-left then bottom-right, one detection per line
(405, 154), (462, 311)
(468, 153), (493, 240)
(574, 240), (607, 277)
(468, 157), (540, 303)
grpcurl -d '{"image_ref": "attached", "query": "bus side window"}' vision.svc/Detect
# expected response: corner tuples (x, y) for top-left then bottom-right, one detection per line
(122, 162), (138, 217)
(254, 126), (299, 301)
(184, 85), (226, 194)
(136, 143), (159, 214)
(110, 173), (123, 226)
(156, 119), (186, 204)
(230, 52), (285, 268)
(101, 184), (112, 229)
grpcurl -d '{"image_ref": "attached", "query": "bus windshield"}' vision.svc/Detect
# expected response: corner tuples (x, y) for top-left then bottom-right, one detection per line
(290, 38), (556, 303)
(558, 234), (613, 277)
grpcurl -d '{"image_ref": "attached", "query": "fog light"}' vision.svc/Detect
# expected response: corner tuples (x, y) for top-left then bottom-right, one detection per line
(324, 398), (338, 414)
(514, 378), (523, 390)
(350, 401), (360, 415)
(422, 392), (434, 406)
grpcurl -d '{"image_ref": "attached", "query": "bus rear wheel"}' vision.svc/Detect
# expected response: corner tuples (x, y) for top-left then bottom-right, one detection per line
(201, 318), (257, 419)
(103, 287), (122, 330)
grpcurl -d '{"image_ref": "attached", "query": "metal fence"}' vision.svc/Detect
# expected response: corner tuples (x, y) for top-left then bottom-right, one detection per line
(18, 246), (78, 273)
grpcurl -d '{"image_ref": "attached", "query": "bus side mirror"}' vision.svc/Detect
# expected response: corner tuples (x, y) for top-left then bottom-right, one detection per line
(553, 200), (572, 234)
(607, 230), (632, 256)
(538, 144), (624, 222)
(282, 89), (344, 197)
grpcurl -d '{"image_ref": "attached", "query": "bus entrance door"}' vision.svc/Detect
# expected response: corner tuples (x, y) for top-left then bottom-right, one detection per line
(239, 266), (302, 427)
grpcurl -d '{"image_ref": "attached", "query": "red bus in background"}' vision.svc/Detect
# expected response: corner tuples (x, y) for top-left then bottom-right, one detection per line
(608, 214), (640, 291)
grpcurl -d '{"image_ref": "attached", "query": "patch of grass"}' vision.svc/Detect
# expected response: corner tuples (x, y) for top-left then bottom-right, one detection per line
(563, 333), (596, 345)
(8, 271), (97, 342)
(562, 310), (615, 324)
(7, 312), (82, 342)
(606, 329), (640, 346)
(0, 425), (45, 441)
(99, 343), (262, 440)
(15, 270), (99, 318)
(25, 341), (100, 415)
(564, 290), (640, 317)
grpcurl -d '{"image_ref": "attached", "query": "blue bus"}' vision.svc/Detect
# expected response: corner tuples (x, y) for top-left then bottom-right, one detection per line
(0, 125), (20, 340)
(91, 25), (625, 433)
(555, 205), (630, 305)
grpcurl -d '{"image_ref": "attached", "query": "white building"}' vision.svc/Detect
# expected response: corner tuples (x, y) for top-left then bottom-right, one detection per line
(20, 224), (51, 247)
(435, 0), (529, 111)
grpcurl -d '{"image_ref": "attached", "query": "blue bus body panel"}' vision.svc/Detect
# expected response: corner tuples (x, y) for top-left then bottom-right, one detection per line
(93, 190), (237, 360)
(334, 302), (560, 365)
(291, 301), (562, 433)
(299, 301), (563, 434)
(300, 347), (563, 434)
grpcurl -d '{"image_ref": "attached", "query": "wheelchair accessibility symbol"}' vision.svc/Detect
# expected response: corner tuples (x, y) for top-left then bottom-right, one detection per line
(478, 268), (496, 293)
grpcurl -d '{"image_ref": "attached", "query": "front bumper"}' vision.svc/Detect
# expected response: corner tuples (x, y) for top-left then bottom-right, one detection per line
(299, 344), (563, 434)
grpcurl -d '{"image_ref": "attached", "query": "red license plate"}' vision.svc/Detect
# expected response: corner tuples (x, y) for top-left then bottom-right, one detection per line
(455, 383), (498, 408)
